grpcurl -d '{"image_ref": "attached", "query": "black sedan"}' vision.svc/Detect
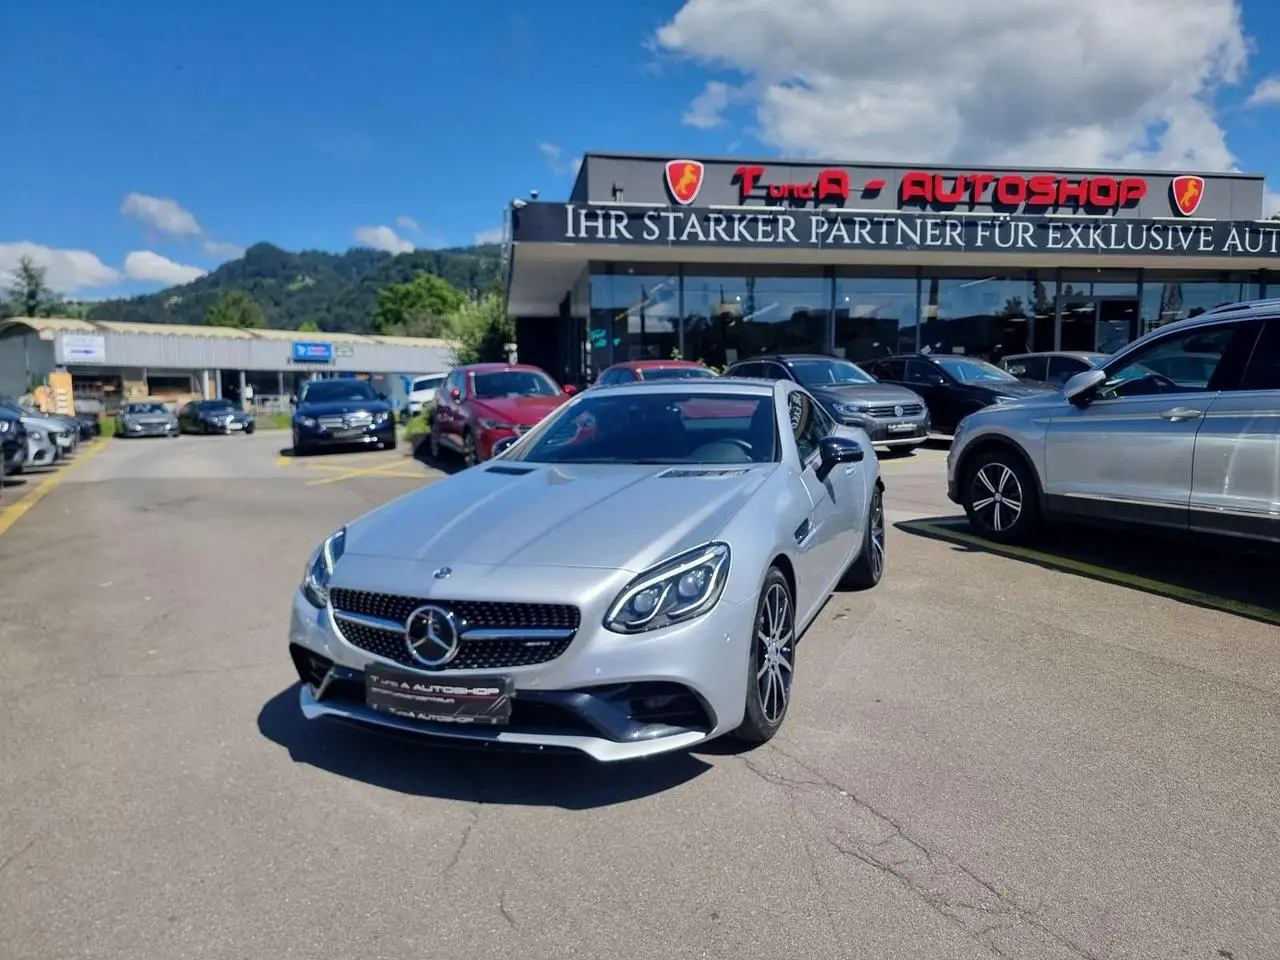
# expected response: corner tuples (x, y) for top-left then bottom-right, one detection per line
(290, 379), (395, 455)
(177, 398), (256, 435)
(861, 354), (1057, 434)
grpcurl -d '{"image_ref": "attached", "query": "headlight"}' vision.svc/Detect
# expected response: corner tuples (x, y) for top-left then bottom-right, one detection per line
(302, 527), (347, 608)
(832, 402), (869, 417)
(0, 421), (9, 434)
(297, 416), (317, 428)
(604, 542), (730, 634)
(478, 418), (517, 431)
(374, 410), (390, 423)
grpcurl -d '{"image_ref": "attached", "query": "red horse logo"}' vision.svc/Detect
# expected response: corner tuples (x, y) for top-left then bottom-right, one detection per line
(1171, 175), (1205, 216)
(665, 160), (705, 205)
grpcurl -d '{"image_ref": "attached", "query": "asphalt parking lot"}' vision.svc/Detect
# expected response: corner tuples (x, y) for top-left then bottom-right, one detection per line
(1, 432), (1277, 960)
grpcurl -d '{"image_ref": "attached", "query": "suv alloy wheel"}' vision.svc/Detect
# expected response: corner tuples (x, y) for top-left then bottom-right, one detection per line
(961, 449), (1042, 544)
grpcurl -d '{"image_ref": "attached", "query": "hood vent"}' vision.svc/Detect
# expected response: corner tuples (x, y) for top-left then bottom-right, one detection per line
(657, 468), (749, 479)
(484, 464), (536, 476)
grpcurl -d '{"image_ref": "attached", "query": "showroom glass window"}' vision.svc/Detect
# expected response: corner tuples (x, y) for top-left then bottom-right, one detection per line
(833, 271), (918, 361)
(919, 271), (1044, 363)
(1138, 271), (1263, 334)
(588, 267), (679, 376)
(683, 268), (829, 367)
(1057, 270), (1140, 353)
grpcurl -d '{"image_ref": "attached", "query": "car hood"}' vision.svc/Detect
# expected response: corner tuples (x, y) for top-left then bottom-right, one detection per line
(968, 381), (1058, 398)
(296, 399), (390, 416)
(809, 383), (923, 406)
(343, 461), (776, 572)
(468, 395), (567, 425)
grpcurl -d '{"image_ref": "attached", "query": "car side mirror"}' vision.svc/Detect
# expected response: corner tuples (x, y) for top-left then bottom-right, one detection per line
(563, 384), (577, 396)
(450, 388), (461, 401)
(1063, 368), (1106, 404)
(815, 435), (864, 481)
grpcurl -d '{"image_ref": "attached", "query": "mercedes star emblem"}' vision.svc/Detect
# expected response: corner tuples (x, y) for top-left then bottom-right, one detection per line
(404, 605), (461, 667)
(433, 566), (452, 579)
(894, 405), (903, 417)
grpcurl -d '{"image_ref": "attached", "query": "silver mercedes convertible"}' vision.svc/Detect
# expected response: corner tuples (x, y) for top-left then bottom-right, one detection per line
(288, 377), (886, 761)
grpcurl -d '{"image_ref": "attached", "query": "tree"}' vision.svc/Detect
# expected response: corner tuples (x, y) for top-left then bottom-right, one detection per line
(372, 273), (464, 338)
(6, 255), (64, 318)
(296, 320), (321, 332)
(206, 289), (266, 328)
(449, 292), (514, 365)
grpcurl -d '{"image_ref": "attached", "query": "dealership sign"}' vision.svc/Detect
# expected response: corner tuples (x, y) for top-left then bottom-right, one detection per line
(516, 203), (1280, 258)
(899, 171), (1148, 210)
(291, 341), (334, 363)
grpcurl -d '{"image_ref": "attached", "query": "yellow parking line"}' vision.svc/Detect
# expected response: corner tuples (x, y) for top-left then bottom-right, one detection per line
(0, 439), (108, 538)
(898, 517), (1280, 627)
(305, 459), (425, 486)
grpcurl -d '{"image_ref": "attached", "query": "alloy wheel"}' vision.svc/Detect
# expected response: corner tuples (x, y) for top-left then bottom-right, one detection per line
(463, 432), (477, 467)
(971, 462), (1023, 533)
(755, 581), (794, 725)
(868, 489), (885, 581)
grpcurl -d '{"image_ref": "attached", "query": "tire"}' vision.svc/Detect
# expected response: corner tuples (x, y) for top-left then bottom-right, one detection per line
(292, 431), (309, 457)
(961, 448), (1041, 544)
(732, 566), (796, 744)
(384, 435), (398, 452)
(842, 483), (885, 590)
(245, 424), (255, 435)
(428, 427), (442, 461)
(462, 429), (478, 468)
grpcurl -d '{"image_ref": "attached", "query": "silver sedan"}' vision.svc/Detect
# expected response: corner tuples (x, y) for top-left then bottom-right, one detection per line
(289, 377), (886, 761)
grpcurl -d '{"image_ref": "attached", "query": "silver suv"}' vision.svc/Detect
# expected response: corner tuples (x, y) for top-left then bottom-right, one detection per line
(948, 299), (1280, 545)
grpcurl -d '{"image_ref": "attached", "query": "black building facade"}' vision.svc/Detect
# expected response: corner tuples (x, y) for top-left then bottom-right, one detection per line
(504, 152), (1276, 387)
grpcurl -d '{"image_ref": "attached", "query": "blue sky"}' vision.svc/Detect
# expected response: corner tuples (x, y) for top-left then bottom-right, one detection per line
(3, 0), (1279, 299)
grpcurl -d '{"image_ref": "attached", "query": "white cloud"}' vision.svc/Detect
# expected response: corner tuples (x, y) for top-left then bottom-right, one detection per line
(202, 239), (245, 259)
(121, 192), (203, 237)
(0, 241), (122, 293)
(654, 0), (1249, 171)
(123, 251), (207, 285)
(353, 225), (414, 254)
(474, 225), (505, 245)
(1263, 190), (1280, 219)
(396, 215), (420, 231)
(1246, 76), (1280, 107)
(683, 79), (737, 129)
(539, 142), (582, 176)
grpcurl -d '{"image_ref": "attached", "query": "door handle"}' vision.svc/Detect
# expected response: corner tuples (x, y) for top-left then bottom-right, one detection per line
(1159, 407), (1203, 421)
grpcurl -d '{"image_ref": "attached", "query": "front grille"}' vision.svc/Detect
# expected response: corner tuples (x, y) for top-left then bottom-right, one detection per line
(318, 412), (374, 431)
(329, 588), (580, 672)
(867, 402), (924, 418)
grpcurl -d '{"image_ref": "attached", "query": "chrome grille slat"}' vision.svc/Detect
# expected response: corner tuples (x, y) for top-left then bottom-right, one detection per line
(867, 402), (924, 418)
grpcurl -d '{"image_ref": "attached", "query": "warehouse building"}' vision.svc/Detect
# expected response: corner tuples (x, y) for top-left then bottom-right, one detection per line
(505, 152), (1278, 386)
(0, 317), (453, 410)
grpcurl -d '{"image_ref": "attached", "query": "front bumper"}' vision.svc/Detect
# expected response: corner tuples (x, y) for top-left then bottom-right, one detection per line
(287, 576), (755, 762)
(122, 420), (178, 437)
(840, 412), (931, 446)
(295, 418), (395, 447)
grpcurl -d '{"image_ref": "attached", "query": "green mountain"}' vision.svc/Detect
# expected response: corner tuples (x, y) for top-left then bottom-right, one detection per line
(85, 242), (504, 333)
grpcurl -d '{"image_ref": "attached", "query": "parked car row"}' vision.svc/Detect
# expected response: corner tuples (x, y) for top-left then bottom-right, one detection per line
(114, 398), (257, 438)
(0, 396), (98, 493)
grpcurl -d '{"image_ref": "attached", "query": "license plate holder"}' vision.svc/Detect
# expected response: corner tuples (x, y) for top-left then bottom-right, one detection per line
(886, 422), (916, 433)
(365, 665), (513, 726)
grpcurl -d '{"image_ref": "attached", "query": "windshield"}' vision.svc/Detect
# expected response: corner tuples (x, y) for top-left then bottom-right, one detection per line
(201, 400), (236, 411)
(932, 356), (1018, 383)
(638, 366), (716, 381)
(301, 381), (378, 403)
(412, 376), (444, 392)
(473, 370), (560, 398)
(789, 359), (876, 387)
(124, 403), (168, 414)
(511, 391), (777, 465)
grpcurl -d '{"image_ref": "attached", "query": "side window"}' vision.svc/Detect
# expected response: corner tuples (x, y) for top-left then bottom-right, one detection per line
(905, 360), (942, 385)
(1097, 324), (1242, 400)
(596, 369), (617, 385)
(868, 359), (906, 381)
(761, 362), (792, 381)
(1047, 356), (1087, 381)
(618, 369), (638, 382)
(1008, 356), (1047, 381)
(789, 391), (830, 463)
(1239, 320), (1280, 391)
(731, 362), (763, 379)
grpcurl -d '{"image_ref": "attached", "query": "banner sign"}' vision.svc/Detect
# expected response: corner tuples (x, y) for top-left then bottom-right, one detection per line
(291, 341), (334, 363)
(514, 202), (1280, 259)
(62, 333), (107, 364)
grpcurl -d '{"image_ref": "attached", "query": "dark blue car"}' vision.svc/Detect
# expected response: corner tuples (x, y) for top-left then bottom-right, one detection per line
(291, 379), (396, 456)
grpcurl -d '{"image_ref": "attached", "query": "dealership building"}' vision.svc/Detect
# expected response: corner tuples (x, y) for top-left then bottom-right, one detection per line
(0, 317), (452, 409)
(506, 152), (1277, 386)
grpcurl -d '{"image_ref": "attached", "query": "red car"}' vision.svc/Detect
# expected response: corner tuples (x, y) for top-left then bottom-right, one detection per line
(593, 359), (717, 386)
(429, 363), (576, 466)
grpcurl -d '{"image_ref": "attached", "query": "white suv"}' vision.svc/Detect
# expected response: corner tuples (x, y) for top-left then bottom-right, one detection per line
(404, 373), (447, 423)
(947, 299), (1280, 545)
